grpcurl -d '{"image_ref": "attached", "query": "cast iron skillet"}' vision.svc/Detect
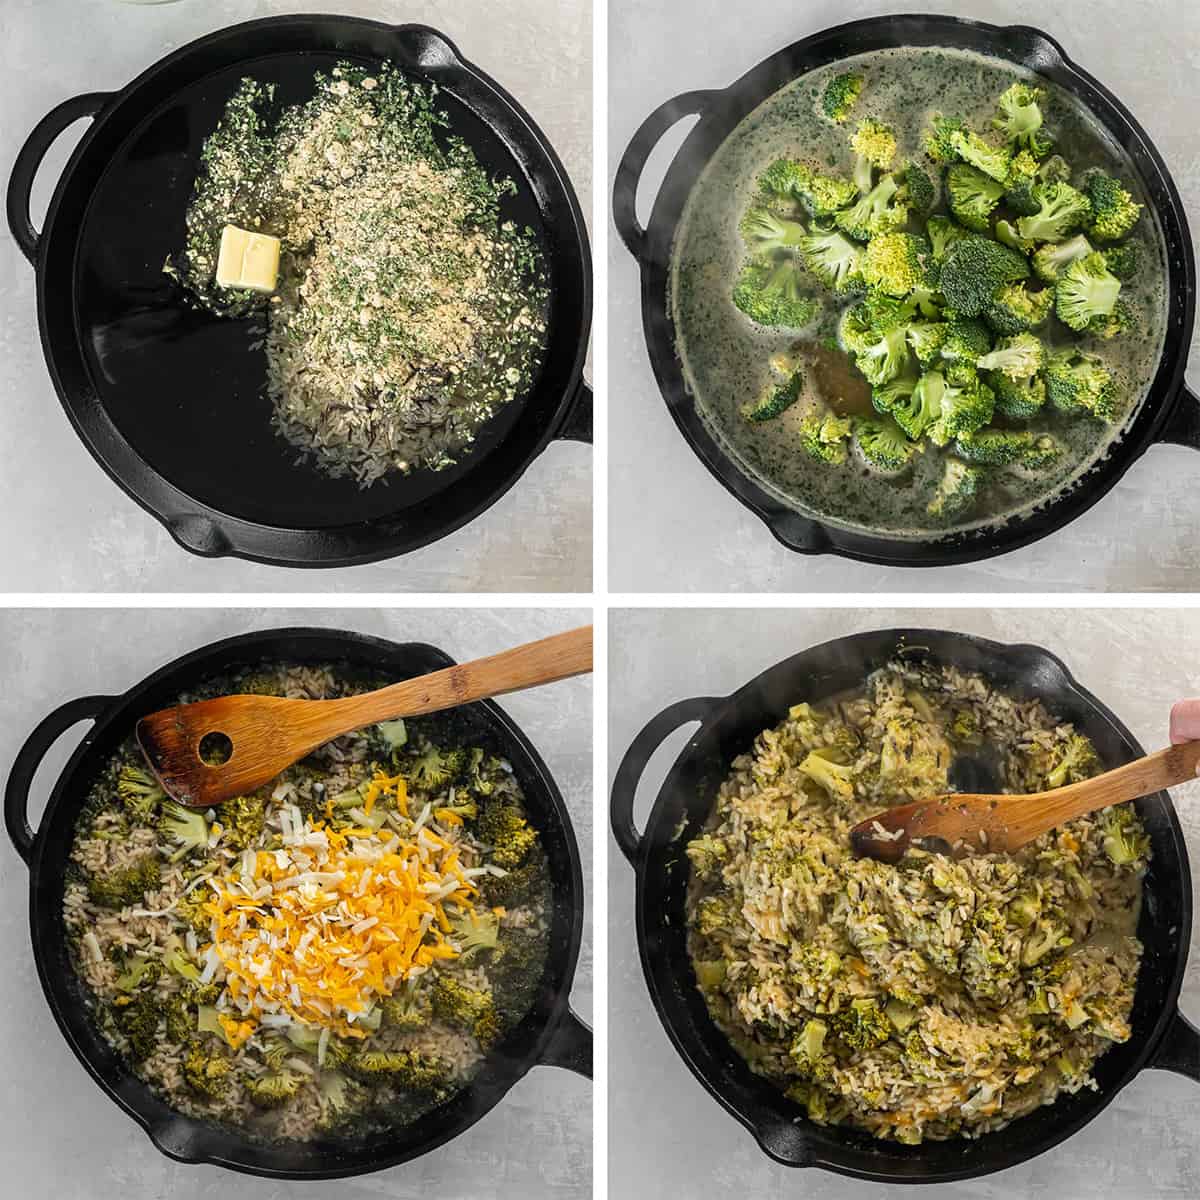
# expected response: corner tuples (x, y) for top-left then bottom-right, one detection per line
(613, 15), (1200, 567)
(3, 628), (591, 1179)
(611, 629), (1200, 1183)
(8, 15), (592, 568)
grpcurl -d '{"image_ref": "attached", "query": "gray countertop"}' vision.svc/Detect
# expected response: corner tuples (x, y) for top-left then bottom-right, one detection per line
(608, 0), (1200, 592)
(0, 0), (592, 593)
(608, 607), (1200, 1198)
(0, 607), (592, 1199)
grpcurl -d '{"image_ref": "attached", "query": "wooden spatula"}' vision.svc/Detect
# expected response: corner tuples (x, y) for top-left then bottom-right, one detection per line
(849, 740), (1200, 863)
(137, 626), (592, 809)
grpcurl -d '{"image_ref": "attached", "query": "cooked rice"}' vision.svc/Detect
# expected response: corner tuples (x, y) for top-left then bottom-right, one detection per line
(686, 660), (1147, 1144)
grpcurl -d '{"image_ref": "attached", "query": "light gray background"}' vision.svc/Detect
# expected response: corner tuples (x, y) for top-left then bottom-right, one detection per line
(608, 0), (1200, 592)
(609, 608), (1200, 1198)
(0, 0), (592, 592)
(0, 607), (592, 1199)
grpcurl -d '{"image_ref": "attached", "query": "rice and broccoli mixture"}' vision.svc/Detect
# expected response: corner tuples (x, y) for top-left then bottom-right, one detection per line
(174, 63), (549, 485)
(686, 660), (1149, 1144)
(64, 664), (549, 1142)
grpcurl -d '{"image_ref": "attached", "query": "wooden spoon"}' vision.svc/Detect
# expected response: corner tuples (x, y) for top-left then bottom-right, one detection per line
(849, 740), (1200, 863)
(137, 626), (592, 809)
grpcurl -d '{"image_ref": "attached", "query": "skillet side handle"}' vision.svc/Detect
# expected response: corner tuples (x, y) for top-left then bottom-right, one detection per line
(538, 1007), (593, 1079)
(612, 90), (719, 261)
(4, 695), (114, 866)
(7, 93), (111, 265)
(1149, 1009), (1200, 1082)
(555, 379), (593, 444)
(1157, 383), (1200, 450)
(611, 697), (719, 864)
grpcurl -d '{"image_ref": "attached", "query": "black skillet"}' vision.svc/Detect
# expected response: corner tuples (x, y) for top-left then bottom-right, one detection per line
(4, 628), (591, 1179)
(7, 16), (591, 568)
(613, 15), (1198, 567)
(611, 629), (1200, 1183)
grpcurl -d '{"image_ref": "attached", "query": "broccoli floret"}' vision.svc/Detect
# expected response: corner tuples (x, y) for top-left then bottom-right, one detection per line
(1031, 234), (1094, 285)
(182, 1041), (232, 1098)
(732, 260), (818, 328)
(834, 174), (906, 241)
(1044, 348), (1116, 418)
(822, 73), (863, 123)
(799, 412), (853, 464)
(927, 458), (984, 520)
(476, 799), (537, 868)
(1084, 171), (1142, 241)
(943, 359), (980, 389)
(860, 232), (932, 298)
(1102, 805), (1150, 867)
(938, 235), (1030, 317)
(431, 976), (500, 1048)
(837, 303), (877, 356)
(994, 219), (1035, 255)
(381, 982), (434, 1031)
(739, 207), (807, 256)
(799, 226), (864, 292)
(449, 909), (501, 960)
(1015, 181), (1092, 244)
(245, 1072), (303, 1108)
(116, 764), (165, 824)
(924, 115), (968, 164)
(757, 158), (810, 202)
(896, 162), (936, 215)
(173, 890), (212, 936)
(348, 1049), (451, 1093)
(905, 321), (949, 366)
(830, 998), (892, 1052)
(482, 848), (546, 909)
(1088, 299), (1135, 340)
(158, 801), (209, 863)
(789, 1018), (834, 1081)
(88, 854), (161, 909)
(940, 317), (993, 364)
(854, 416), (920, 474)
(889, 370), (946, 440)
(111, 993), (160, 1061)
(1055, 251), (1121, 332)
(1046, 732), (1102, 788)
(945, 164), (1005, 233)
(373, 718), (408, 751)
(871, 372), (919, 420)
(955, 428), (1056, 467)
(695, 894), (736, 937)
(686, 833), (729, 879)
(976, 332), (1044, 381)
(408, 745), (467, 791)
(1102, 242), (1139, 281)
(948, 129), (1012, 183)
(992, 83), (1052, 157)
(115, 955), (163, 993)
(796, 751), (855, 804)
(758, 159), (858, 215)
(741, 369), (803, 423)
(991, 371), (1047, 421)
(932, 378), (995, 445)
(1017, 433), (1064, 471)
(926, 214), (971, 263)
(855, 325), (911, 387)
(984, 281), (1054, 336)
(220, 794), (265, 852)
(850, 118), (897, 170)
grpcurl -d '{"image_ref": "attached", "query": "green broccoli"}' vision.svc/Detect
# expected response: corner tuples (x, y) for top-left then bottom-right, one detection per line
(945, 163), (1005, 233)
(182, 1041), (233, 1098)
(830, 998), (892, 1051)
(938, 235), (1030, 316)
(740, 369), (803, 423)
(158, 801), (209, 863)
(854, 417), (920, 474)
(834, 174), (907, 241)
(955, 428), (1056, 467)
(905, 321), (949, 366)
(924, 115), (968, 164)
(111, 994), (160, 1061)
(856, 324), (912, 387)
(822, 73), (863, 123)
(789, 1018), (833, 1080)
(1084, 171), (1142, 241)
(220, 794), (264, 852)
(1044, 349), (1115, 417)
(944, 359), (980, 389)
(798, 226), (864, 292)
(926, 214), (971, 262)
(799, 411), (853, 464)
(431, 976), (500, 1048)
(891, 370), (947, 440)
(449, 908), (501, 960)
(116, 764), (165, 824)
(686, 833), (729, 879)
(976, 332), (1045, 381)
(872, 372), (919, 420)
(991, 371), (1047, 421)
(927, 457), (985, 520)
(482, 848), (547, 909)
(948, 129), (1013, 183)
(245, 1072), (303, 1108)
(1101, 804), (1150, 867)
(348, 1049), (451, 1093)
(928, 379), (995, 446)
(940, 317), (993, 363)
(1088, 299), (1135, 340)
(88, 854), (161, 909)
(837, 302), (878, 356)
(1007, 151), (1071, 214)
(994, 218), (1035, 255)
(373, 718), (408, 750)
(1055, 251), (1121, 332)
(409, 745), (467, 790)
(1046, 732), (1102, 788)
(860, 232), (932, 297)
(896, 162), (936, 215)
(381, 982), (434, 1031)
(796, 751), (855, 804)
(1102, 242), (1139, 281)
(757, 157), (810, 202)
(115, 954), (163, 993)
(993, 83), (1052, 157)
(984, 281), (1054, 336)
(739, 207), (808, 256)
(695, 894), (736, 937)
(850, 118), (897, 170)
(477, 799), (537, 868)
(1032, 234), (1094, 285)
(732, 260), (818, 328)
(1015, 181), (1092, 244)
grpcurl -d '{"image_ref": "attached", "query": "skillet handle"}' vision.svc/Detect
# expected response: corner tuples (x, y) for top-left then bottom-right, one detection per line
(1157, 383), (1200, 450)
(555, 379), (593, 444)
(5, 695), (114, 866)
(538, 1006), (592, 1078)
(8, 92), (111, 265)
(613, 90), (719, 262)
(1148, 1008), (1200, 1082)
(611, 696), (719, 863)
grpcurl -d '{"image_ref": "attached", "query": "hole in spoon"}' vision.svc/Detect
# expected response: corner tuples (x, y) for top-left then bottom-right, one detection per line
(199, 731), (233, 765)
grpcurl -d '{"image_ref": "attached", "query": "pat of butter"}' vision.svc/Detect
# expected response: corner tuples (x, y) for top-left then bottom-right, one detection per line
(215, 224), (280, 293)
